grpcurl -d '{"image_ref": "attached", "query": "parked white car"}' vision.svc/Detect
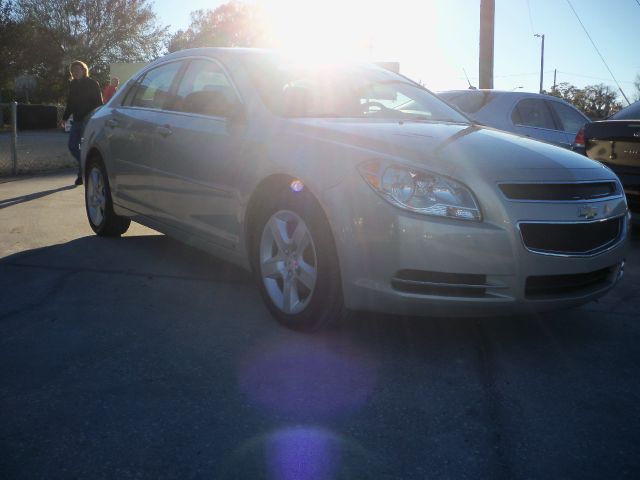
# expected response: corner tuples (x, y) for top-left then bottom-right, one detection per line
(80, 49), (629, 330)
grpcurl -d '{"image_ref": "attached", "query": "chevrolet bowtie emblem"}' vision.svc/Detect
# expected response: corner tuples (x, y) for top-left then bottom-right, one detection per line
(578, 205), (598, 219)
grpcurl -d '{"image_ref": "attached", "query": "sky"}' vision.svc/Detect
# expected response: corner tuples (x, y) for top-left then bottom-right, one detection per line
(152, 0), (640, 101)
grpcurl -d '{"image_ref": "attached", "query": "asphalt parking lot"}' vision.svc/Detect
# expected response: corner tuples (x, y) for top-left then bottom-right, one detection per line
(1, 172), (639, 479)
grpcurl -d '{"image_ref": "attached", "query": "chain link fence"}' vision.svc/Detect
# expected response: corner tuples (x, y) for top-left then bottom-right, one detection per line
(1, 103), (75, 177)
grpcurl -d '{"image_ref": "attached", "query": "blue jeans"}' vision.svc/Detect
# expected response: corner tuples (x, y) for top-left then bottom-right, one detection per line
(68, 120), (85, 176)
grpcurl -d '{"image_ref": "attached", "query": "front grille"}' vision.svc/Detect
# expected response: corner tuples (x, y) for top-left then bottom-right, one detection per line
(391, 270), (489, 297)
(519, 217), (623, 255)
(500, 182), (618, 201)
(525, 266), (617, 299)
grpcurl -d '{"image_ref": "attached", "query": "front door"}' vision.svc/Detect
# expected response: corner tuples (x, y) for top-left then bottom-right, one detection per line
(151, 58), (247, 250)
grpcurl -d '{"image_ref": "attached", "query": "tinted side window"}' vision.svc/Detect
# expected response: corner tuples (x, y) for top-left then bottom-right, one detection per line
(511, 99), (556, 129)
(549, 101), (586, 133)
(121, 79), (139, 107)
(130, 62), (182, 110)
(173, 59), (238, 117)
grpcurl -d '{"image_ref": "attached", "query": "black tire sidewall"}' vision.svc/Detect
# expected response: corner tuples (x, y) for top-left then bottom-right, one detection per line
(85, 160), (108, 234)
(84, 158), (129, 236)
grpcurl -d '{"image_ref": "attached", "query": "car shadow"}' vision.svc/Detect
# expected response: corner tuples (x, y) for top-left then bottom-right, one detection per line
(2, 231), (635, 366)
(1, 232), (627, 350)
(0, 233), (253, 285)
(2, 232), (638, 480)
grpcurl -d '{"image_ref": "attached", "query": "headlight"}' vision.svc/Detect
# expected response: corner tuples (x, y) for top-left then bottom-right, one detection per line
(358, 160), (482, 221)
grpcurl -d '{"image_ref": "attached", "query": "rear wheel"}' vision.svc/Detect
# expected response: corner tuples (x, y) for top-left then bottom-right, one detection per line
(252, 189), (344, 331)
(85, 158), (130, 236)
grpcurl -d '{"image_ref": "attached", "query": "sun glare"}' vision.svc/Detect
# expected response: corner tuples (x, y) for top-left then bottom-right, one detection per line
(262, 0), (461, 88)
(265, 1), (377, 59)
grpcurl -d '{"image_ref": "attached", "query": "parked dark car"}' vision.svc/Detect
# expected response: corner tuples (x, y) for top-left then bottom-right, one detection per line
(575, 101), (640, 212)
(439, 90), (590, 150)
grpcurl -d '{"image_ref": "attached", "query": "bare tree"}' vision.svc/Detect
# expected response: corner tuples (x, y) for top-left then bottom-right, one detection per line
(17, 0), (168, 66)
(10, 0), (168, 101)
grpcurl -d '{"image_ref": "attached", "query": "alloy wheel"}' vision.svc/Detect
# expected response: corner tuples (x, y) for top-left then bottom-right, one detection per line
(87, 167), (106, 226)
(259, 210), (318, 315)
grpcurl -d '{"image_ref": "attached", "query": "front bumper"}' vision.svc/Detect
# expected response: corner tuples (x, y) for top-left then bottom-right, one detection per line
(321, 179), (629, 317)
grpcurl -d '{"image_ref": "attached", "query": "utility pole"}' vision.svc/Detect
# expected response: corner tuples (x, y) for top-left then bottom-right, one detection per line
(11, 102), (18, 176)
(479, 0), (495, 89)
(553, 69), (557, 91)
(534, 33), (545, 94)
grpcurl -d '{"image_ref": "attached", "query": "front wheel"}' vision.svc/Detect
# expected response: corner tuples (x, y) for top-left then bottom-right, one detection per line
(85, 158), (130, 236)
(252, 190), (344, 331)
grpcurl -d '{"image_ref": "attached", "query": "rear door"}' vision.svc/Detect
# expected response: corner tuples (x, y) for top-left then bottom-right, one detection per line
(510, 98), (568, 147)
(150, 57), (247, 249)
(546, 100), (589, 148)
(108, 61), (184, 215)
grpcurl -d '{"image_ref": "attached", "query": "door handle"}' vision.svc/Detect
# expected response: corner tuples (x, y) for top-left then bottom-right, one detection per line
(106, 119), (119, 128)
(156, 125), (173, 137)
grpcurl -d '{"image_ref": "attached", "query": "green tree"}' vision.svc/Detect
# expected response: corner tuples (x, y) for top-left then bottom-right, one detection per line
(549, 81), (622, 120)
(633, 73), (640, 102)
(0, 1), (62, 103)
(581, 84), (622, 119)
(167, 1), (272, 53)
(11, 0), (168, 103)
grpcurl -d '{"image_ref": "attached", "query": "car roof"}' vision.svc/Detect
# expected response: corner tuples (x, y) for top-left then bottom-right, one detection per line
(439, 89), (563, 100)
(438, 89), (587, 115)
(610, 100), (640, 120)
(152, 47), (274, 63)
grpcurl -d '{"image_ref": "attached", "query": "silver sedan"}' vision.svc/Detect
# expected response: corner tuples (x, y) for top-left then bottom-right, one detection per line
(81, 48), (629, 330)
(438, 90), (590, 150)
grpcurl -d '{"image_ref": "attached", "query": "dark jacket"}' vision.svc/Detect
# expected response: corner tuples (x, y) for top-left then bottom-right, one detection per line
(62, 77), (103, 122)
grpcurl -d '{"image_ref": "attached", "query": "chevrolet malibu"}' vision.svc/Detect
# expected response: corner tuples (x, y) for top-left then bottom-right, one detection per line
(81, 48), (629, 331)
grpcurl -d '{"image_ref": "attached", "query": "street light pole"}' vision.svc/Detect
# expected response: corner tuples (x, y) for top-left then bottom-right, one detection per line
(534, 33), (545, 94)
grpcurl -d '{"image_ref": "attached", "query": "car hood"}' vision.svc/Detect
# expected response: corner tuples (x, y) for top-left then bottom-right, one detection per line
(287, 119), (613, 182)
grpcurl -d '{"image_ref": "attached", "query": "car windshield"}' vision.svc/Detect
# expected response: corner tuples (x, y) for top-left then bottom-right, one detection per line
(242, 54), (469, 123)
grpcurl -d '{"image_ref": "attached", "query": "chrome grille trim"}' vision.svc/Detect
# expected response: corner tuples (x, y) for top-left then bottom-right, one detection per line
(391, 278), (508, 290)
(497, 180), (623, 203)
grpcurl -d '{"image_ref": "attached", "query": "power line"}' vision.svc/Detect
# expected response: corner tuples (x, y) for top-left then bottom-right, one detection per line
(459, 71), (555, 80)
(556, 70), (636, 84)
(636, 0), (640, 9)
(565, 0), (631, 104)
(525, 0), (535, 35)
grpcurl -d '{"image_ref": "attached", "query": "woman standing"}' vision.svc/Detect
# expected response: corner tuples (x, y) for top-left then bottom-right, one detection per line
(61, 60), (103, 186)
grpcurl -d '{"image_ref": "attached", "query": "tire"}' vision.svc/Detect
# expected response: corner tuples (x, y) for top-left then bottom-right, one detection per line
(85, 157), (131, 237)
(251, 188), (344, 331)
